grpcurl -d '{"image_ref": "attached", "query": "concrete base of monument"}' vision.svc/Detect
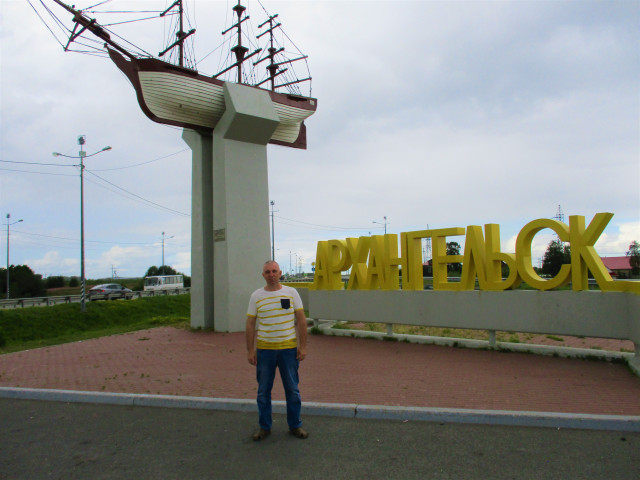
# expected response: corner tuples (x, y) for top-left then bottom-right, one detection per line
(312, 321), (638, 375)
(308, 289), (640, 376)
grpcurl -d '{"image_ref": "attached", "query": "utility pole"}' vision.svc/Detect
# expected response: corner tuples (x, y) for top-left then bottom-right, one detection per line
(553, 205), (565, 243)
(372, 216), (388, 234)
(270, 200), (278, 261)
(6, 213), (23, 299)
(53, 136), (111, 312)
(161, 231), (175, 275)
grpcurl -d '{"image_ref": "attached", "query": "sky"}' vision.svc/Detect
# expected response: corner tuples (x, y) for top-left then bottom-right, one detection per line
(1, 0), (638, 280)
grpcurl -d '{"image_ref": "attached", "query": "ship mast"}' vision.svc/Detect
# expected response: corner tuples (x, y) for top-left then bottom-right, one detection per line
(159, 0), (196, 68)
(255, 14), (284, 91)
(214, 1), (261, 83)
(231, 2), (248, 84)
(254, 12), (311, 92)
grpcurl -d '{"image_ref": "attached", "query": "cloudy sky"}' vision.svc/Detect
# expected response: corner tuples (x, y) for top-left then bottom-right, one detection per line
(1, 0), (638, 280)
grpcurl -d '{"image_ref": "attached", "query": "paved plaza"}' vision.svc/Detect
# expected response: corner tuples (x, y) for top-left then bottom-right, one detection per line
(1, 327), (639, 479)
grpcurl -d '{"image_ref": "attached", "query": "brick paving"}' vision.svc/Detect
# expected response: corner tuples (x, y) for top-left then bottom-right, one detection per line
(0, 326), (639, 416)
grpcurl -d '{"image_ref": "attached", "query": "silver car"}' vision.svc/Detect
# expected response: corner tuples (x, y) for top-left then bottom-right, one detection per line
(88, 283), (132, 299)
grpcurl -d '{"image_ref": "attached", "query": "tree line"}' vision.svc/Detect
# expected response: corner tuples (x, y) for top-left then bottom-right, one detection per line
(425, 240), (640, 279)
(0, 265), (190, 299)
(534, 239), (639, 278)
(2, 242), (638, 298)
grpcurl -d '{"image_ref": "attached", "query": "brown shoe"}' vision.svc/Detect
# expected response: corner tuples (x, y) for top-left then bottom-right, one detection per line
(289, 427), (308, 439)
(252, 429), (270, 441)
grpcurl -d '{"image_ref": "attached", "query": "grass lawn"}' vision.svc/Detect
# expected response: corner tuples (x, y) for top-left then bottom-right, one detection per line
(0, 294), (190, 354)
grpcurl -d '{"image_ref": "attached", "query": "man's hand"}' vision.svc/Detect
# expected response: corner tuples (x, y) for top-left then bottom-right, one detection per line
(248, 349), (257, 366)
(294, 309), (307, 362)
(296, 346), (307, 361)
(246, 316), (257, 365)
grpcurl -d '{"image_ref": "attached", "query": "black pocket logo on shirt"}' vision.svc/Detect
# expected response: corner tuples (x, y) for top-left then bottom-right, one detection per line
(280, 298), (291, 309)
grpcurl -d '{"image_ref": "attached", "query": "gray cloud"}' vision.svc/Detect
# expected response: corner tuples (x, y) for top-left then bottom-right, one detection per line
(1, 0), (637, 278)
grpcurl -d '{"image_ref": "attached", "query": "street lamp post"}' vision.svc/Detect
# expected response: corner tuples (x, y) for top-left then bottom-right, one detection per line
(270, 200), (276, 261)
(5, 213), (24, 299)
(372, 216), (388, 234)
(161, 232), (175, 274)
(53, 136), (111, 312)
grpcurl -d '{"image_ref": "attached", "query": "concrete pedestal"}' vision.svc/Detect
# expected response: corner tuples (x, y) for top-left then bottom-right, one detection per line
(182, 129), (214, 330)
(184, 82), (279, 332)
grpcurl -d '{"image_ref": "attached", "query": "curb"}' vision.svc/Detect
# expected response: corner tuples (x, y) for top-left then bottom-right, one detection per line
(316, 326), (635, 361)
(1, 387), (638, 432)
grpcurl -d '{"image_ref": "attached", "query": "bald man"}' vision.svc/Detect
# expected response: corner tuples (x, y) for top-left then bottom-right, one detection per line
(246, 260), (308, 441)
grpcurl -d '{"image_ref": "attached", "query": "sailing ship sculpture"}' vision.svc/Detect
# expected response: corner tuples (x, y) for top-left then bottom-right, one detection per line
(48, 0), (317, 149)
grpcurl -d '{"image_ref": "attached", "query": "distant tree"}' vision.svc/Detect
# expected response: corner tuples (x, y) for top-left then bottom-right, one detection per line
(0, 265), (45, 298)
(145, 265), (178, 277)
(541, 240), (571, 277)
(446, 242), (462, 273)
(69, 277), (80, 288)
(145, 266), (160, 277)
(45, 276), (65, 289)
(626, 241), (640, 275)
(501, 261), (512, 278)
(160, 265), (178, 276)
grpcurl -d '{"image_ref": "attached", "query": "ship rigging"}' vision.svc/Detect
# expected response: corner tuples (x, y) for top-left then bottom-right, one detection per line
(33, 0), (313, 98)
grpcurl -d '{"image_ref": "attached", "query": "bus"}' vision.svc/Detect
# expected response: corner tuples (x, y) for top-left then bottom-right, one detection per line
(144, 275), (184, 292)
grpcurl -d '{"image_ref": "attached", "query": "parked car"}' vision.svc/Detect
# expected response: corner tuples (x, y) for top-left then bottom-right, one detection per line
(88, 284), (132, 299)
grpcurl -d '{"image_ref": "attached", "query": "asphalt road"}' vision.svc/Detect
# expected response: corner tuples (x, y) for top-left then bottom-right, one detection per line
(1, 398), (638, 480)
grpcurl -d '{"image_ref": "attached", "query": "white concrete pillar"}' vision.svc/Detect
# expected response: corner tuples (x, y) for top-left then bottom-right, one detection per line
(182, 129), (214, 329)
(212, 83), (279, 331)
(184, 82), (279, 332)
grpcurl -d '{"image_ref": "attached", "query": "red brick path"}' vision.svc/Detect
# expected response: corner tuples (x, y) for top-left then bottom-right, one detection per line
(0, 327), (638, 415)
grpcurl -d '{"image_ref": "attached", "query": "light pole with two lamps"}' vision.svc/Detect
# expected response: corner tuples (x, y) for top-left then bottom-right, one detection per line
(53, 136), (112, 312)
(5, 214), (24, 299)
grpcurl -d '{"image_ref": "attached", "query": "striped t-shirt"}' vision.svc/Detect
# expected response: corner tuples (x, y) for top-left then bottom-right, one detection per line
(247, 285), (303, 350)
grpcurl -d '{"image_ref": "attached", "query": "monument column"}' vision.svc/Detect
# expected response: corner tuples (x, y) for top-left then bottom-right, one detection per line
(182, 129), (214, 329)
(184, 81), (279, 332)
(213, 82), (279, 331)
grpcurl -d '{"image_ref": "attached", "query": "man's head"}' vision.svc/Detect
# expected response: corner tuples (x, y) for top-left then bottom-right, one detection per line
(262, 260), (282, 289)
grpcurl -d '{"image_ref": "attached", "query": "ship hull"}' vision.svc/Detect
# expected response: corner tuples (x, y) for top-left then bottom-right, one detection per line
(108, 49), (317, 149)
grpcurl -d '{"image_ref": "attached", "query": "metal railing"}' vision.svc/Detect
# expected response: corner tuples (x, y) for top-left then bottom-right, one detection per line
(0, 288), (190, 309)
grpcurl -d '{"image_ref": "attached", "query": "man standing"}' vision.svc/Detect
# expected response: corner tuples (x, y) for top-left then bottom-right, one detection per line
(246, 260), (308, 441)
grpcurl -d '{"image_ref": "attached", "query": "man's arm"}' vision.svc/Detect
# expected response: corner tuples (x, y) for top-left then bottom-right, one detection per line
(294, 309), (307, 361)
(246, 315), (257, 365)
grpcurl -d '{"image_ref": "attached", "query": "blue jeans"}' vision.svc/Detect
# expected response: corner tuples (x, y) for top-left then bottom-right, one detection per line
(256, 348), (302, 431)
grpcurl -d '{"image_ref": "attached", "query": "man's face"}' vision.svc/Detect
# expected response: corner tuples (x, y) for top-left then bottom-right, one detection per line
(262, 262), (281, 285)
